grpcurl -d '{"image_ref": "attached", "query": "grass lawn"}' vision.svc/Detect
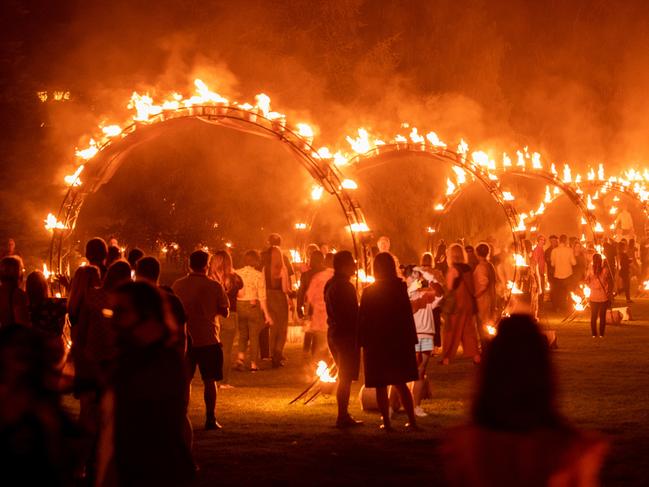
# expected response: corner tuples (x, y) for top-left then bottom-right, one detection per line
(188, 300), (649, 486)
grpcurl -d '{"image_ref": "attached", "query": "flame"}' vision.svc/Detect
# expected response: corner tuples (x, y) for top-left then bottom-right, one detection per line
(64, 164), (84, 187)
(426, 226), (435, 234)
(544, 186), (552, 203)
(516, 150), (525, 168)
(514, 214), (527, 232)
(409, 127), (424, 144)
(316, 360), (337, 383)
(562, 164), (572, 183)
(472, 151), (489, 167)
(289, 249), (303, 263)
(296, 123), (314, 141)
(357, 269), (375, 284)
(502, 191), (515, 201)
(44, 213), (67, 231)
(75, 139), (98, 160)
(598, 164), (605, 180)
(451, 166), (467, 184)
(311, 185), (324, 201)
(457, 139), (469, 155)
(101, 125), (122, 137)
(254, 93), (271, 116)
(446, 178), (457, 196)
(532, 152), (542, 169)
(594, 222), (604, 233)
(536, 202), (546, 214)
(341, 179), (358, 190)
(586, 194), (596, 210)
(425, 131), (447, 148)
(503, 153), (512, 167)
(434, 203), (445, 211)
(486, 325), (497, 336)
(571, 292), (586, 311)
(643, 280), (649, 291)
(513, 253), (528, 267)
(507, 280), (524, 295)
(609, 206), (618, 215)
(348, 222), (370, 233)
(294, 222), (308, 230)
(42, 264), (52, 280)
(346, 128), (371, 154)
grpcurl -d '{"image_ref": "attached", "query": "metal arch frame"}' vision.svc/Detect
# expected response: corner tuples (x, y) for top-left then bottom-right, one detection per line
(49, 105), (370, 279)
(345, 143), (522, 246)
(344, 143), (525, 310)
(575, 179), (649, 220)
(497, 168), (599, 236)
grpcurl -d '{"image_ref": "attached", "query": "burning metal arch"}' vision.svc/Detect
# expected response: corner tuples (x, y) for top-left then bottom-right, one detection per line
(48, 105), (370, 278)
(344, 144), (521, 242)
(576, 180), (649, 220)
(497, 168), (599, 235)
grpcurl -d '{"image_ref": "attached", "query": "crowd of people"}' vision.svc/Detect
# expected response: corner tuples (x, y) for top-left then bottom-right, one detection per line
(0, 228), (619, 486)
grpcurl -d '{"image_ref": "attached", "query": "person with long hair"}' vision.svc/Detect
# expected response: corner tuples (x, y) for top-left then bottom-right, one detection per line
(235, 250), (272, 372)
(209, 250), (243, 388)
(617, 241), (632, 304)
(473, 243), (497, 338)
(441, 244), (480, 365)
(586, 254), (611, 338)
(0, 256), (29, 327)
(443, 314), (607, 486)
(358, 252), (419, 431)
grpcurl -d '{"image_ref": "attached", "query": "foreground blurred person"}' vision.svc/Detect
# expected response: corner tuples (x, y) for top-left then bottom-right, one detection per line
(98, 282), (194, 487)
(0, 325), (80, 486)
(324, 251), (363, 428)
(443, 314), (607, 487)
(173, 250), (229, 430)
(0, 256), (29, 327)
(359, 252), (419, 431)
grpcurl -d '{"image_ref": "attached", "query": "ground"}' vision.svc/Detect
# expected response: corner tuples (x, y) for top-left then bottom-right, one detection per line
(187, 300), (649, 487)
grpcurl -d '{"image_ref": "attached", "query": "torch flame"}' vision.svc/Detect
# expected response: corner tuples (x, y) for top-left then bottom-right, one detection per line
(44, 213), (67, 231)
(315, 361), (336, 383)
(64, 164), (84, 187)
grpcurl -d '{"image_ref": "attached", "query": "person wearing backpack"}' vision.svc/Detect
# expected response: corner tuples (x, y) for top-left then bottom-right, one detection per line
(441, 244), (481, 365)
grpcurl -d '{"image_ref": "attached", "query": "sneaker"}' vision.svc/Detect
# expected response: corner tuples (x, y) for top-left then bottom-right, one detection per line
(414, 406), (428, 417)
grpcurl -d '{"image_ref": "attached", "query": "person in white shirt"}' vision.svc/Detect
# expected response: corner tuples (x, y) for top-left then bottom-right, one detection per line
(615, 205), (634, 237)
(235, 250), (272, 372)
(406, 266), (442, 418)
(550, 235), (576, 311)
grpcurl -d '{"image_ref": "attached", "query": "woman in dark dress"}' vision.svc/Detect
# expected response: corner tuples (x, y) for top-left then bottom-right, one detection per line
(359, 252), (419, 431)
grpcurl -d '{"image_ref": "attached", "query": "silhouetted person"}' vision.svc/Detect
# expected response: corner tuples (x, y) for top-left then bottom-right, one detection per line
(442, 244), (480, 365)
(617, 241), (632, 304)
(106, 245), (123, 268)
(443, 314), (607, 487)
(0, 256), (29, 327)
(135, 256), (193, 457)
(208, 250), (243, 387)
(261, 234), (295, 368)
(0, 325), (80, 486)
(0, 237), (19, 258)
(127, 248), (144, 270)
(434, 240), (448, 275)
(26, 271), (67, 366)
(324, 251), (363, 428)
(359, 252), (419, 431)
(103, 281), (195, 487)
(84, 237), (109, 279)
(173, 250), (229, 430)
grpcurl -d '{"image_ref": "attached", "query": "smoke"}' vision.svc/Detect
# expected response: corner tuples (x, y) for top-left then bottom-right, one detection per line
(4, 0), (649, 262)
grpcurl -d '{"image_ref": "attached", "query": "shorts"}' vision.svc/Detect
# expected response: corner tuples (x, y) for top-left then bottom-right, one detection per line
(328, 338), (360, 381)
(187, 343), (223, 381)
(415, 336), (434, 353)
